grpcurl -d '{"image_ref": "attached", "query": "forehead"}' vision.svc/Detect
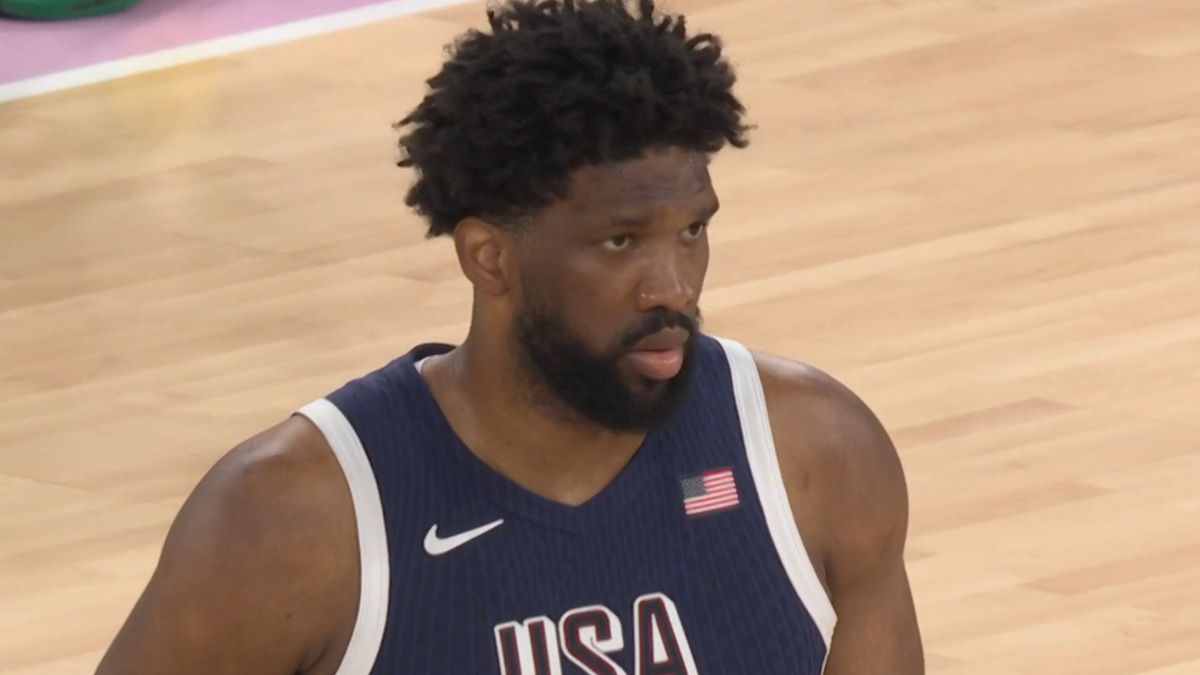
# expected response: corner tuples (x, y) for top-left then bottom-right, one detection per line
(560, 148), (715, 216)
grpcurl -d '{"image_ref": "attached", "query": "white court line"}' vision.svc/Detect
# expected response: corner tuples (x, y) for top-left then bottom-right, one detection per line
(0, 0), (473, 103)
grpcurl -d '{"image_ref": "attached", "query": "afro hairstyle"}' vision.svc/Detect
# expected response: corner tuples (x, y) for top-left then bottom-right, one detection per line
(396, 0), (750, 237)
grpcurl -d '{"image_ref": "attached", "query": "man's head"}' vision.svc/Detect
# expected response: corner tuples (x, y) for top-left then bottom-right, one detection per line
(397, 0), (749, 430)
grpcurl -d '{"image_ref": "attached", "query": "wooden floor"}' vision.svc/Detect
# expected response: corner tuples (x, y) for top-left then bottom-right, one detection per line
(2, 0), (1199, 672)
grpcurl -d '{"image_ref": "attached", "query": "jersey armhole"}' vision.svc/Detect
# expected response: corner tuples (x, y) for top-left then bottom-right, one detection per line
(714, 337), (838, 650)
(296, 398), (390, 675)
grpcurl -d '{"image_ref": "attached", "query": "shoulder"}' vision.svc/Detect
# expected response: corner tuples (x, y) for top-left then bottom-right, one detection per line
(98, 413), (360, 675)
(209, 414), (348, 511)
(183, 414), (353, 558)
(187, 410), (360, 619)
(749, 350), (903, 491)
(748, 350), (909, 582)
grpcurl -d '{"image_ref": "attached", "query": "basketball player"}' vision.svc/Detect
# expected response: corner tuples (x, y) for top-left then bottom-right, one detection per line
(97, 1), (923, 673)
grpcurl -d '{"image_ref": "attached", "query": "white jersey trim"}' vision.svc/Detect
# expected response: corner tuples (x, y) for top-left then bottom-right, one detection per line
(715, 337), (838, 650)
(297, 398), (389, 675)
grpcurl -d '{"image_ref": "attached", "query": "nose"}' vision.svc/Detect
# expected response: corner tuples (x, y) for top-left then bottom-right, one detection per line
(636, 251), (695, 314)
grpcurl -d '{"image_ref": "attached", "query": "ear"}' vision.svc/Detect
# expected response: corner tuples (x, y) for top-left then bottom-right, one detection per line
(453, 216), (515, 296)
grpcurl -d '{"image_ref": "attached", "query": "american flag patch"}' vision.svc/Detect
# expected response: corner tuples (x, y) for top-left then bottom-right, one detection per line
(681, 467), (740, 516)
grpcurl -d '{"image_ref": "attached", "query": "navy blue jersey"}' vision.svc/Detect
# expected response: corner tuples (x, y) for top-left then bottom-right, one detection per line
(298, 335), (836, 675)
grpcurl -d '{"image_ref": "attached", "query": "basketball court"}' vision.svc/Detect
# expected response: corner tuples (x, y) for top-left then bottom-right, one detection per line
(1, 0), (1198, 672)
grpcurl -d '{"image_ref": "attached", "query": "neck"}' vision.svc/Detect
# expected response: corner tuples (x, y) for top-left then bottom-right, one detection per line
(422, 329), (646, 507)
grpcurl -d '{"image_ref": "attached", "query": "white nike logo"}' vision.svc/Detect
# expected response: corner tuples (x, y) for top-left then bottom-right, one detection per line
(423, 519), (505, 556)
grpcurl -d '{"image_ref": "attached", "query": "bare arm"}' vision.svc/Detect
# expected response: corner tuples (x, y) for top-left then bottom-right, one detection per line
(757, 354), (924, 674)
(816, 382), (923, 675)
(96, 417), (359, 675)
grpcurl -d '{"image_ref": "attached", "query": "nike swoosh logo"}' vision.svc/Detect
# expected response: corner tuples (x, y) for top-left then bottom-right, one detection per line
(423, 519), (504, 556)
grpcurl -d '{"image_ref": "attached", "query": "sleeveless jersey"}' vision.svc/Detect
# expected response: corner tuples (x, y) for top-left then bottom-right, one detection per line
(297, 335), (836, 675)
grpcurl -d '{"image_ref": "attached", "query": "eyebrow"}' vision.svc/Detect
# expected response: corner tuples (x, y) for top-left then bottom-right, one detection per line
(608, 200), (721, 229)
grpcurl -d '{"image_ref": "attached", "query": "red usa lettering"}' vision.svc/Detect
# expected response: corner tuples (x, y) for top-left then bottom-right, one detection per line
(494, 593), (698, 675)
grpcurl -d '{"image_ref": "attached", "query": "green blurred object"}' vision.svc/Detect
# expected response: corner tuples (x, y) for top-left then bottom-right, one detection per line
(1, 0), (142, 20)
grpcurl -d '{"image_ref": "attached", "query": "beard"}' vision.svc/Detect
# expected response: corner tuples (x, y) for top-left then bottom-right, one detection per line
(513, 296), (701, 433)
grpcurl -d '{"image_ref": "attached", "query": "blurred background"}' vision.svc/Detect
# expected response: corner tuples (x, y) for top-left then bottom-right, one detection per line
(1, 0), (1198, 672)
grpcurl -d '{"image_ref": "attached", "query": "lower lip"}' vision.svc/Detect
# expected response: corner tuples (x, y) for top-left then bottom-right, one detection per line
(627, 348), (685, 380)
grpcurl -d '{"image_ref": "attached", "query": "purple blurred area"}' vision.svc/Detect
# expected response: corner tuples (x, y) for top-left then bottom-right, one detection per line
(0, 0), (393, 85)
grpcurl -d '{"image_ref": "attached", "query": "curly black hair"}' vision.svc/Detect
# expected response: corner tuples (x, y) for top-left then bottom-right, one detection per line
(396, 0), (750, 237)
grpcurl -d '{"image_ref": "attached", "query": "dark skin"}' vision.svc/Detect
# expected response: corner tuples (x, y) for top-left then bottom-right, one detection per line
(97, 147), (922, 674)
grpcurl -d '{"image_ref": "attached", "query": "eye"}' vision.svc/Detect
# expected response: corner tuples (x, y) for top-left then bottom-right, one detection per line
(681, 221), (708, 241)
(603, 234), (634, 251)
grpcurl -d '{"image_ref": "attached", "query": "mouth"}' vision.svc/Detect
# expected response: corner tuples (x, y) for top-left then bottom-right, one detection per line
(625, 327), (691, 380)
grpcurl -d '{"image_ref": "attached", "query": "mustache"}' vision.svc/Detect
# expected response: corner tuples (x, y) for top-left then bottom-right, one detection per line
(617, 309), (702, 352)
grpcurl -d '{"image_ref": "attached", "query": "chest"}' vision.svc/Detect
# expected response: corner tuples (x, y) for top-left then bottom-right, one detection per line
(371, 477), (828, 675)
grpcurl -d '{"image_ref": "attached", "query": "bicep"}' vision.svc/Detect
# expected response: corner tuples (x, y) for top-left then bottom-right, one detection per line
(823, 558), (923, 674)
(97, 432), (352, 675)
